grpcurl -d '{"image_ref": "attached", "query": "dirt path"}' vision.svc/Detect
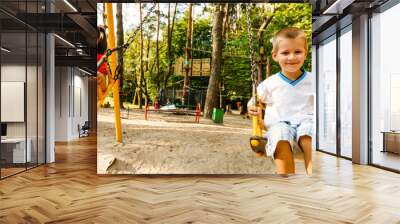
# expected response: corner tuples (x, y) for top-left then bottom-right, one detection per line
(97, 108), (277, 174)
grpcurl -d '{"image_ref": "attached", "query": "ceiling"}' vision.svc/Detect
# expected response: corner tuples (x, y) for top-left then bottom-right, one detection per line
(0, 0), (96, 74)
(311, 0), (390, 42)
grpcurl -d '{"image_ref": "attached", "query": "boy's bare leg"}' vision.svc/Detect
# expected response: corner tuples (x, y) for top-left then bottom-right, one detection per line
(274, 140), (295, 175)
(298, 135), (312, 175)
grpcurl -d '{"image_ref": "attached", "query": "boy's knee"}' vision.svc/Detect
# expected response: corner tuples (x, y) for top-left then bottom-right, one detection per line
(298, 135), (311, 144)
(298, 135), (312, 153)
(274, 141), (294, 160)
(276, 140), (291, 147)
(275, 140), (292, 155)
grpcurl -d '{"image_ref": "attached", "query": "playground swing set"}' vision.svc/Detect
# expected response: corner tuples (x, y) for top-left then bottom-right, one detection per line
(144, 102), (202, 123)
(143, 87), (205, 123)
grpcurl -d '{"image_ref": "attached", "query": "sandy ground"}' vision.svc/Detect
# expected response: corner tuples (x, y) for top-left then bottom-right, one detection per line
(97, 108), (279, 174)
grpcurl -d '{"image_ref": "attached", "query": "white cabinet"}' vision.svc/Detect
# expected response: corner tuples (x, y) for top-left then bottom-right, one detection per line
(1, 138), (32, 163)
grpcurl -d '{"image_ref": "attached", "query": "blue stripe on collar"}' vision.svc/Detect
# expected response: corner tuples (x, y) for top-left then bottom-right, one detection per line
(277, 70), (307, 86)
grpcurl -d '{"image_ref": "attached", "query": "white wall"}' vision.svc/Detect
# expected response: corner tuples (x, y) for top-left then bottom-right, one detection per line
(55, 66), (89, 141)
(1, 64), (26, 81)
(55, 66), (69, 141)
(78, 74), (89, 123)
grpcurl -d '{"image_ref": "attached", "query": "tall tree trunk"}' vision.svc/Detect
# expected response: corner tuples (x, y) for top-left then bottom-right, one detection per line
(222, 3), (229, 40)
(156, 3), (160, 95)
(145, 36), (150, 72)
(143, 77), (149, 106)
(183, 3), (192, 105)
(132, 73), (138, 105)
(235, 4), (240, 34)
(139, 2), (144, 109)
(161, 3), (171, 105)
(162, 3), (177, 100)
(116, 3), (124, 92)
(204, 4), (224, 119)
(143, 33), (151, 103)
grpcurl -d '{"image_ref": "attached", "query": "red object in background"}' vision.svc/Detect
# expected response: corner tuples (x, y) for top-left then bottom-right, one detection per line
(195, 103), (201, 123)
(154, 100), (160, 110)
(97, 53), (107, 74)
(144, 104), (150, 120)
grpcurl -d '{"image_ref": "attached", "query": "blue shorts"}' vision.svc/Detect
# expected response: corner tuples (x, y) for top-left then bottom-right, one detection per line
(264, 120), (313, 159)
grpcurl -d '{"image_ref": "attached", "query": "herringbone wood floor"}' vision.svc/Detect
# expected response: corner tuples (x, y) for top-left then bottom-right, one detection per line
(1, 135), (400, 223)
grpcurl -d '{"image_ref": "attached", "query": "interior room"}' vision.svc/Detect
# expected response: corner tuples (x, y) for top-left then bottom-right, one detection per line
(0, 0), (96, 179)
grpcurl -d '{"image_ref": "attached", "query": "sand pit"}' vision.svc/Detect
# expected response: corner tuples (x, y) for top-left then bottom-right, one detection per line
(98, 108), (284, 174)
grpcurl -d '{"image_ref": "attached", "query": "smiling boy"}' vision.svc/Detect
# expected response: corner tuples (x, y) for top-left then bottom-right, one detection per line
(249, 27), (314, 175)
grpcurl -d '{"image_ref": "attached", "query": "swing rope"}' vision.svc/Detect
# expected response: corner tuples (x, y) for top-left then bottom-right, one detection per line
(245, 4), (267, 156)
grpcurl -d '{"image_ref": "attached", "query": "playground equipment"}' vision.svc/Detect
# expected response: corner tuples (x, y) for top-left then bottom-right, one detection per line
(160, 88), (206, 109)
(97, 3), (155, 143)
(144, 103), (201, 123)
(97, 3), (122, 142)
(174, 57), (211, 77)
(244, 5), (269, 156)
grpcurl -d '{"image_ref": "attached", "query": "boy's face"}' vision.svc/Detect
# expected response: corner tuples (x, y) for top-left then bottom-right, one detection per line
(272, 37), (307, 75)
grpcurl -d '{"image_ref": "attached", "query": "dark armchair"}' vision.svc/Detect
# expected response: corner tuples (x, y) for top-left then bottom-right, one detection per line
(79, 121), (90, 138)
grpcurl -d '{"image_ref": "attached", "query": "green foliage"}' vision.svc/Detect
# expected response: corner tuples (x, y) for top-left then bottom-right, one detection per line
(119, 3), (312, 102)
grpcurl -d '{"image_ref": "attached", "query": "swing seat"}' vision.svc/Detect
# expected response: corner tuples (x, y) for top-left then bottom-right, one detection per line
(249, 136), (268, 157)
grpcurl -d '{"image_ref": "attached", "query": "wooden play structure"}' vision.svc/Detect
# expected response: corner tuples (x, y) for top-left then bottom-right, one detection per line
(174, 57), (211, 77)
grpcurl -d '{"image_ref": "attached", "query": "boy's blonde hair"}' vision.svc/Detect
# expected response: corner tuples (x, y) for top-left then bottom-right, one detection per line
(272, 27), (308, 53)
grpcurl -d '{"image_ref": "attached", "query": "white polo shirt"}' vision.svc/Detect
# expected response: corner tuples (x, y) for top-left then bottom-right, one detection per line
(257, 71), (314, 128)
